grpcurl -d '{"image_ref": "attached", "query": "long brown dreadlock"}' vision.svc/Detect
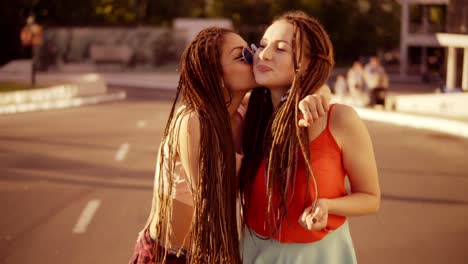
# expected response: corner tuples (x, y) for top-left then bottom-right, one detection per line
(239, 11), (335, 237)
(142, 27), (241, 263)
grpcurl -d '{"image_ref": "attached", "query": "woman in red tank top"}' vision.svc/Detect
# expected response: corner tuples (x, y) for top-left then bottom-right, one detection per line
(240, 11), (381, 263)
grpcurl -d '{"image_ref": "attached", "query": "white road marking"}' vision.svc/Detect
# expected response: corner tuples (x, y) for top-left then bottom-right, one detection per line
(73, 199), (101, 234)
(137, 120), (147, 128)
(115, 143), (130, 161)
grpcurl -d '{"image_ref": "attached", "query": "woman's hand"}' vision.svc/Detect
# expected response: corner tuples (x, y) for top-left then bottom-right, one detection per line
(298, 94), (330, 127)
(298, 199), (329, 231)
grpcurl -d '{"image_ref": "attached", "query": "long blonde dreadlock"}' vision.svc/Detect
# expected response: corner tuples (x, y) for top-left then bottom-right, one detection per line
(240, 11), (334, 237)
(143, 27), (241, 263)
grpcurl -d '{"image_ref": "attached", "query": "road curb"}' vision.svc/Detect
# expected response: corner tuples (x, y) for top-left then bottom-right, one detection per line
(0, 73), (127, 115)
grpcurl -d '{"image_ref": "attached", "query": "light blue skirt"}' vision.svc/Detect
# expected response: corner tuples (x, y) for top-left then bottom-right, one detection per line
(242, 221), (357, 264)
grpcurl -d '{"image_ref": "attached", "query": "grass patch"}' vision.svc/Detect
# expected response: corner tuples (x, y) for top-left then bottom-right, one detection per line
(0, 82), (47, 93)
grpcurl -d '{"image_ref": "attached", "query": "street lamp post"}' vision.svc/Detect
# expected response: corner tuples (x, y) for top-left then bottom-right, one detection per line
(20, 15), (43, 88)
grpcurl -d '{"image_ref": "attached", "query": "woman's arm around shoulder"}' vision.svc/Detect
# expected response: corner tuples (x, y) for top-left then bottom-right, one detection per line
(298, 84), (331, 127)
(328, 104), (381, 216)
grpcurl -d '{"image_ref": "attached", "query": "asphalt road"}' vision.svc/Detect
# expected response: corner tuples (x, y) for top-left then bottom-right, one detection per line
(1, 87), (467, 264)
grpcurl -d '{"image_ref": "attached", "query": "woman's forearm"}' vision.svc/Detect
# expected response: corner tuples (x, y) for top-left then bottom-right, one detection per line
(325, 192), (380, 217)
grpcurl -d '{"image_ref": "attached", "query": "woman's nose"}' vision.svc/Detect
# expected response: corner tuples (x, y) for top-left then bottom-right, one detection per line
(258, 45), (272, 61)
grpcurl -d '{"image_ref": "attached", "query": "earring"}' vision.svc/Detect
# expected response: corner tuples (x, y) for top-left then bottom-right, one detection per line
(295, 63), (301, 72)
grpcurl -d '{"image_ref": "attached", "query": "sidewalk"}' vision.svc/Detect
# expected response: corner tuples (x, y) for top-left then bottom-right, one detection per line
(347, 103), (468, 139)
(1, 69), (467, 139)
(331, 76), (468, 139)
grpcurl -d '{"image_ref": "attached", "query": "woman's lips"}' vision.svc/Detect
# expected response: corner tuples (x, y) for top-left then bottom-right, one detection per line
(257, 64), (273, 72)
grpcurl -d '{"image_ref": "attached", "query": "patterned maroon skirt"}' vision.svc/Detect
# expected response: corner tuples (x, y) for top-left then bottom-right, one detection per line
(129, 228), (187, 264)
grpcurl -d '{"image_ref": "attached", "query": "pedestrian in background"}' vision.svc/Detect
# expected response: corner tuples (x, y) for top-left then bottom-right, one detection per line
(363, 56), (388, 106)
(334, 74), (347, 101)
(346, 61), (364, 97)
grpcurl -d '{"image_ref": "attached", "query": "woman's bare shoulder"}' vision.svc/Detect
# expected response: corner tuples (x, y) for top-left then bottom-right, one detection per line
(329, 104), (365, 142)
(178, 109), (200, 134)
(330, 104), (360, 125)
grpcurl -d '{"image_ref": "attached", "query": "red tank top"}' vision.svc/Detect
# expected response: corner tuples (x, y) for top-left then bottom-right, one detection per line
(245, 104), (347, 243)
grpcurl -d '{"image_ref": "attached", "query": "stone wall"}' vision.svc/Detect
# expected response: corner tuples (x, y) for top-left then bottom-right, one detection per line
(37, 26), (187, 70)
(36, 19), (234, 71)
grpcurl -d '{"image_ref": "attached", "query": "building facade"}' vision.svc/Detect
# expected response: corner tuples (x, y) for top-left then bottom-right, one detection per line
(399, 0), (468, 91)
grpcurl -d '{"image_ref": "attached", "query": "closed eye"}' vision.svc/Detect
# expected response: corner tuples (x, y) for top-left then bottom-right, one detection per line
(277, 44), (288, 51)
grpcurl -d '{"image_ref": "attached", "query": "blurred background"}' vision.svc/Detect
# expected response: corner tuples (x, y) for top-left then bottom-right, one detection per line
(3, 0), (404, 69)
(0, 0), (467, 263)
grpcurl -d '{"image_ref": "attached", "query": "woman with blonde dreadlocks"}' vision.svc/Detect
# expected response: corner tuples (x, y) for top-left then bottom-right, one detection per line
(240, 11), (381, 263)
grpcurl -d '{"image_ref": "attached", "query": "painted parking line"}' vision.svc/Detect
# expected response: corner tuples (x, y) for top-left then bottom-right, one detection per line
(73, 199), (101, 234)
(115, 143), (130, 161)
